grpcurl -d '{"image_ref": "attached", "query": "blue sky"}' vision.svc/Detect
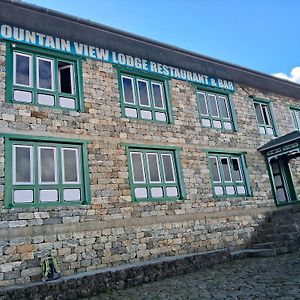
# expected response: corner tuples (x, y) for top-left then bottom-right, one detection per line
(24, 0), (300, 82)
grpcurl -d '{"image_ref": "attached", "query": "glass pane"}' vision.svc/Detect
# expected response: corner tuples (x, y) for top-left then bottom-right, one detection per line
(271, 159), (279, 174)
(197, 93), (208, 115)
(131, 152), (145, 183)
(63, 148), (79, 183)
(162, 154), (175, 182)
(125, 107), (137, 118)
(296, 111), (300, 130)
(40, 147), (56, 183)
(59, 61), (73, 94)
(151, 187), (163, 197)
(152, 83), (164, 108)
(147, 153), (161, 182)
(232, 158), (242, 182)
(209, 157), (220, 182)
(226, 186), (235, 195)
(218, 96), (229, 118)
(14, 190), (33, 203)
(15, 146), (32, 183)
(122, 77), (135, 104)
(166, 187), (178, 197)
(254, 103), (264, 125)
(262, 105), (271, 125)
(274, 175), (283, 187)
(40, 189), (58, 202)
(137, 80), (150, 106)
(221, 157), (231, 181)
(38, 59), (53, 90)
(277, 187), (287, 202)
(208, 94), (219, 117)
(15, 54), (30, 86)
(135, 187), (147, 198)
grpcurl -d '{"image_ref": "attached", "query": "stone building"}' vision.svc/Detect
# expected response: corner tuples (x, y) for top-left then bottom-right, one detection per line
(1, 0), (300, 289)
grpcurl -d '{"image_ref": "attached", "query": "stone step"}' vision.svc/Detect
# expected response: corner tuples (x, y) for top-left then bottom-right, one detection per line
(257, 233), (297, 243)
(230, 248), (277, 260)
(248, 242), (278, 249)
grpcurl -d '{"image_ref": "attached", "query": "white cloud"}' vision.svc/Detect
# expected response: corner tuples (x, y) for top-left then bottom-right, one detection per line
(272, 66), (300, 84)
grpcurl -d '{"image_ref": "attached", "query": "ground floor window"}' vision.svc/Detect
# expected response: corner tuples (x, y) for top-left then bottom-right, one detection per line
(126, 145), (186, 202)
(4, 135), (90, 208)
(207, 151), (252, 197)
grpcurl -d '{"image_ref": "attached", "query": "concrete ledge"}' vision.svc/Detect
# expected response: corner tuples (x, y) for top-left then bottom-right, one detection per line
(0, 249), (229, 300)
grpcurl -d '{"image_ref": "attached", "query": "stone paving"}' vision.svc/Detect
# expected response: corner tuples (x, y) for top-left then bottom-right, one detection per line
(88, 250), (300, 300)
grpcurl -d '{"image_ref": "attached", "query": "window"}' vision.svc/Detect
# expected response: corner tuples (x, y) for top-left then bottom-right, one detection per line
(118, 70), (172, 123)
(290, 107), (300, 130)
(253, 99), (277, 135)
(4, 135), (90, 208)
(7, 43), (83, 111)
(207, 152), (251, 197)
(197, 89), (236, 131)
(126, 145), (185, 201)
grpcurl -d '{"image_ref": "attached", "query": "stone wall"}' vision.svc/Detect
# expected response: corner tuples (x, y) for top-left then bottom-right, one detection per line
(0, 40), (299, 287)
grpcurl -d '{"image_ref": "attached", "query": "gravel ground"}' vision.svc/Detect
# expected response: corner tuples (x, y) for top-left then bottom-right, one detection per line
(87, 250), (300, 300)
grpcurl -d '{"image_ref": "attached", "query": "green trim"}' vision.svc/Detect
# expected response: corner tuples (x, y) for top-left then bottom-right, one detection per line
(203, 148), (246, 155)
(252, 98), (279, 137)
(4, 134), (91, 208)
(0, 133), (91, 144)
(5, 42), (84, 112)
(123, 143), (182, 151)
(195, 86), (238, 132)
(117, 67), (174, 124)
(125, 144), (186, 202)
(206, 150), (252, 199)
(192, 83), (234, 95)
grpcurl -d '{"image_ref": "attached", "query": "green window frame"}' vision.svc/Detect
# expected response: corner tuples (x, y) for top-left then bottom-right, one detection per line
(117, 67), (173, 123)
(125, 144), (186, 202)
(3, 134), (91, 208)
(196, 86), (238, 131)
(5, 42), (84, 111)
(252, 98), (278, 136)
(290, 106), (300, 130)
(206, 151), (252, 198)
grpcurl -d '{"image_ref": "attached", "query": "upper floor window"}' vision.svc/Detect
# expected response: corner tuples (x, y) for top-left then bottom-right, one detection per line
(196, 89), (237, 131)
(118, 69), (172, 123)
(253, 99), (277, 136)
(207, 151), (252, 198)
(290, 107), (300, 130)
(7, 43), (84, 111)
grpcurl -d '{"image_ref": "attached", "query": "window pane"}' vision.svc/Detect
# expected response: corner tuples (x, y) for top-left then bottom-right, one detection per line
(59, 61), (73, 94)
(152, 83), (164, 108)
(231, 158), (242, 181)
(137, 79), (150, 106)
(15, 53), (30, 86)
(40, 147), (56, 183)
(162, 154), (175, 182)
(38, 58), (53, 90)
(296, 111), (300, 129)
(221, 157), (232, 181)
(209, 157), (220, 182)
(131, 152), (145, 183)
(218, 96), (229, 118)
(197, 93), (208, 115)
(15, 146), (32, 183)
(122, 76), (135, 104)
(147, 153), (161, 182)
(254, 103), (264, 124)
(262, 105), (271, 125)
(208, 94), (219, 117)
(62, 148), (79, 183)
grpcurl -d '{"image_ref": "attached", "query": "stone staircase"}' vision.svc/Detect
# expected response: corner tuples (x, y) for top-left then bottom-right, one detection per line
(231, 206), (300, 259)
